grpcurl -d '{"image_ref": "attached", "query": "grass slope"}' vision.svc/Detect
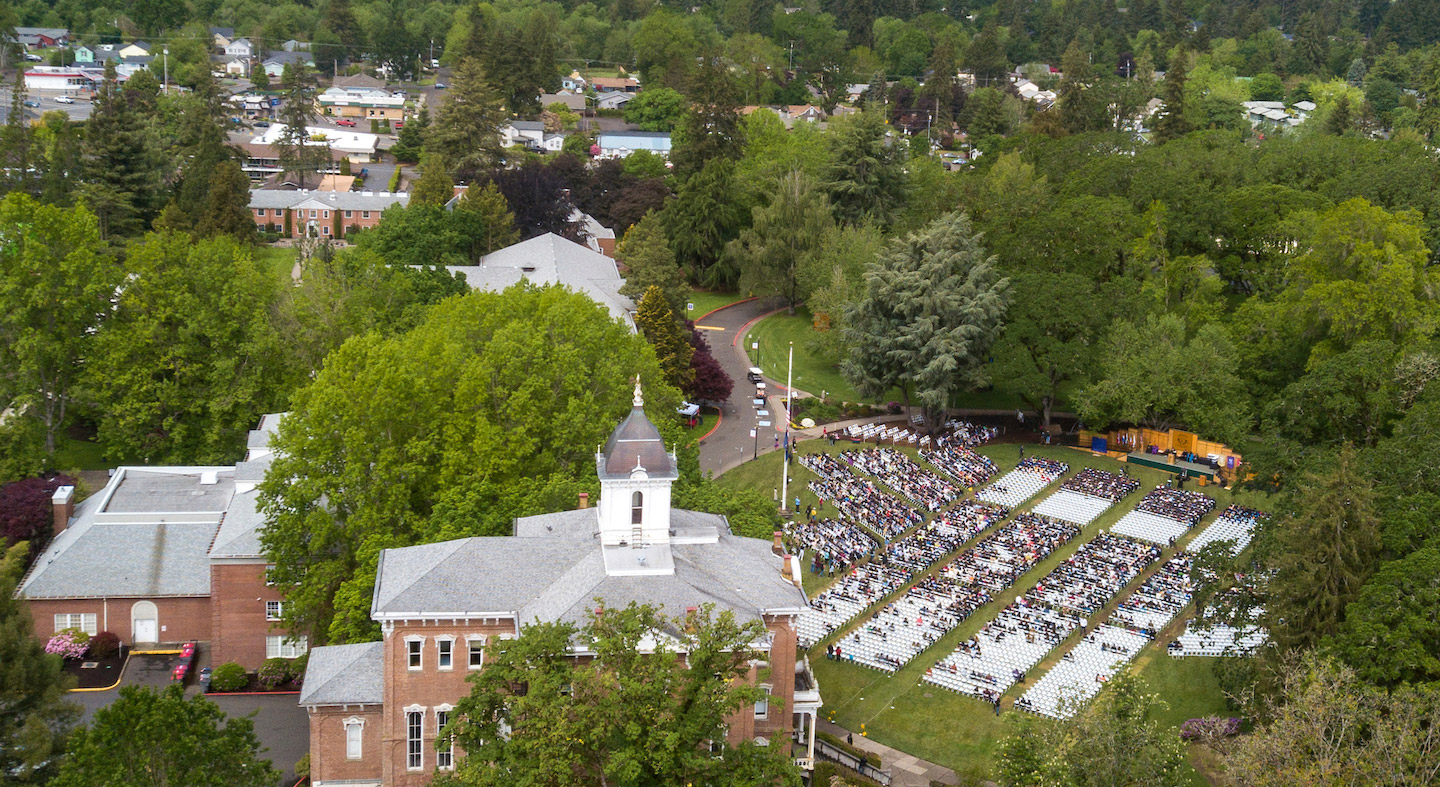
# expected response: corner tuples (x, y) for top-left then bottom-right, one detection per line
(718, 440), (1267, 784)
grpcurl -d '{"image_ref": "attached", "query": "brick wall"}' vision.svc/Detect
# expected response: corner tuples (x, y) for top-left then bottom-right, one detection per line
(308, 705), (383, 785)
(210, 562), (290, 670)
(26, 596), (211, 646)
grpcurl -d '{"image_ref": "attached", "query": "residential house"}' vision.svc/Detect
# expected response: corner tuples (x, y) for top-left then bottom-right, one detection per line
(539, 91), (586, 112)
(446, 234), (635, 327)
(119, 41), (150, 58)
(561, 71), (587, 91)
(17, 415), (298, 670)
(241, 126), (381, 184)
(72, 45), (94, 64)
(318, 86), (406, 121)
(787, 104), (824, 122)
(1291, 100), (1316, 119)
(263, 50), (314, 78)
(115, 56), (154, 80)
(226, 57), (249, 76)
(502, 120), (546, 148)
(591, 75), (640, 93)
(596, 131), (671, 159)
(23, 66), (94, 92)
(334, 73), (388, 90)
(571, 209), (616, 257)
(210, 27), (237, 48)
(299, 395), (821, 785)
(249, 189), (409, 238)
(225, 38), (255, 59)
(282, 39), (311, 52)
(595, 90), (634, 111)
(15, 27), (69, 48)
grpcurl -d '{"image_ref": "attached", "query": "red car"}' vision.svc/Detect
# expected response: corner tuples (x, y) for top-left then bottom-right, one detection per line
(335, 118), (357, 127)
(393, 121), (405, 130)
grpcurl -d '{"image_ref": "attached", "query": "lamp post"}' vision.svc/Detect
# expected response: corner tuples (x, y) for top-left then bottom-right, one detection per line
(163, 47), (169, 94)
(780, 341), (793, 514)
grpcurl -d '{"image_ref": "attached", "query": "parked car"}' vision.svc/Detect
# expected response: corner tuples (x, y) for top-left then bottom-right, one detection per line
(253, 120), (270, 127)
(22, 100), (40, 108)
(392, 121), (405, 130)
(335, 118), (357, 127)
(55, 95), (75, 104)
(434, 82), (447, 89)
(198, 666), (213, 693)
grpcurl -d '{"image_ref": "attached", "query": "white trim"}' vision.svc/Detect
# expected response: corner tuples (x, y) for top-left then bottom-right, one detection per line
(343, 716), (365, 760)
(466, 634), (487, 670)
(403, 707), (425, 771)
(405, 635), (424, 671)
(435, 635), (455, 671)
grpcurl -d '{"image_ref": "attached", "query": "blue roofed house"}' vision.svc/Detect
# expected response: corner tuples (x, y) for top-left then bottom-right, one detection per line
(597, 130), (672, 159)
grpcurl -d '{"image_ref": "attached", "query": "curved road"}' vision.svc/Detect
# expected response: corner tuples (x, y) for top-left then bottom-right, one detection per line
(696, 297), (797, 478)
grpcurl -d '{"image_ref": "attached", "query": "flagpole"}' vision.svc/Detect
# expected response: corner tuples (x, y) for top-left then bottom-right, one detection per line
(781, 341), (793, 514)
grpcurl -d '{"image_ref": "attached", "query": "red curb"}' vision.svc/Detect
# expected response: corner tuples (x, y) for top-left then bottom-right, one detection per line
(699, 407), (724, 442)
(693, 295), (757, 323)
(732, 307), (789, 348)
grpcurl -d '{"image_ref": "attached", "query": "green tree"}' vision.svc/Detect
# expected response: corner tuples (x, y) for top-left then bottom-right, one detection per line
(427, 57), (507, 181)
(671, 51), (744, 177)
(410, 162), (454, 207)
(454, 181), (519, 260)
(195, 160), (257, 241)
(622, 86), (688, 132)
(276, 62), (323, 189)
(1327, 547), (1440, 686)
(1058, 39), (1103, 134)
(258, 285), (684, 644)
(966, 87), (1009, 138)
(1250, 72), (1285, 102)
(0, 546), (77, 784)
(1, 72), (34, 196)
(729, 169), (834, 310)
(51, 684), (279, 787)
(440, 602), (800, 787)
(635, 286), (695, 392)
(1077, 313), (1250, 443)
(843, 212), (1010, 425)
(0, 194), (117, 459)
(824, 109), (907, 228)
(1154, 61), (1192, 143)
(991, 272), (1108, 429)
(664, 159), (744, 287)
(80, 60), (160, 237)
(1267, 446), (1382, 654)
(87, 233), (286, 464)
(631, 9), (697, 89)
(617, 212), (687, 318)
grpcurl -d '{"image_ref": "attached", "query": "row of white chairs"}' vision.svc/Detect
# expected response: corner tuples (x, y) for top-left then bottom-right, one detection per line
(925, 602), (1080, 701)
(796, 562), (912, 647)
(804, 473), (923, 541)
(943, 420), (1000, 446)
(1017, 625), (1152, 718)
(786, 518), (878, 569)
(1187, 507), (1264, 556)
(1059, 468), (1141, 502)
(1025, 533), (1161, 616)
(1109, 553), (1193, 635)
(884, 500), (1009, 572)
(1132, 486), (1215, 527)
(978, 468), (1059, 508)
(1172, 619), (1269, 657)
(1110, 509), (1192, 546)
(921, 443), (998, 489)
(1032, 489), (1116, 526)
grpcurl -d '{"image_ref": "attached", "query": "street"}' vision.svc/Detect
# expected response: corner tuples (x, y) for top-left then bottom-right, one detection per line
(694, 297), (794, 478)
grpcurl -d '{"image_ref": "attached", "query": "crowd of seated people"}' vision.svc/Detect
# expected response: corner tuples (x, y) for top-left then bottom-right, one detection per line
(797, 562), (913, 647)
(844, 448), (959, 512)
(1019, 457), (1069, 479)
(787, 518), (878, 576)
(922, 442), (998, 489)
(1060, 468), (1141, 501)
(1026, 534), (1160, 616)
(800, 453), (926, 541)
(884, 500), (1009, 571)
(941, 514), (1081, 593)
(927, 601), (1080, 700)
(832, 574), (993, 671)
(1110, 553), (1193, 636)
(1187, 504), (1266, 556)
(1135, 486), (1215, 526)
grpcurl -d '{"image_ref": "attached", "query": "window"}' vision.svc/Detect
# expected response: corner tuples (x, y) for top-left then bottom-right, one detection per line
(406, 710), (423, 770)
(754, 686), (770, 720)
(344, 210), (353, 218)
(408, 638), (423, 670)
(467, 636), (486, 669)
(308, 210), (317, 219)
(322, 226), (330, 235)
(362, 211), (371, 219)
(53, 613), (96, 635)
(437, 638), (453, 670)
(631, 491), (643, 525)
(344, 717), (364, 760)
(436, 708), (453, 769)
(266, 635), (308, 659)
(323, 210), (329, 219)
(265, 601), (284, 621)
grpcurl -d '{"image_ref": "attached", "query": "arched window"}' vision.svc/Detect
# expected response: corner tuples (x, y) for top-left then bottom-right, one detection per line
(631, 491), (643, 525)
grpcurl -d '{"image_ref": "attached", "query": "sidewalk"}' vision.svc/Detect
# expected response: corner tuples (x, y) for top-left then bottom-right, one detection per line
(818, 719), (960, 786)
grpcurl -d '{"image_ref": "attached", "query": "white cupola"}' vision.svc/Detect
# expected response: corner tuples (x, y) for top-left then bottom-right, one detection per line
(594, 380), (678, 574)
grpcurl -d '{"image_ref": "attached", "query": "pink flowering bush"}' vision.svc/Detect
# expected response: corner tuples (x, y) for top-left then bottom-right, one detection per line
(45, 629), (91, 660)
(1179, 716), (1241, 741)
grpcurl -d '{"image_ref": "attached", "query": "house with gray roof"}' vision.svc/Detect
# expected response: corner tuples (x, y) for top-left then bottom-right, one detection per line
(15, 413), (300, 669)
(445, 233), (635, 328)
(299, 386), (822, 784)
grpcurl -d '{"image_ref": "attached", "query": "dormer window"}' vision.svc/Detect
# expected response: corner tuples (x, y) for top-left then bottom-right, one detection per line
(631, 491), (643, 525)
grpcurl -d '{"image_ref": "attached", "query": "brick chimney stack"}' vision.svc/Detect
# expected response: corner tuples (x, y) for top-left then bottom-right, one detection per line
(772, 530), (784, 556)
(578, 492), (589, 509)
(52, 485), (75, 536)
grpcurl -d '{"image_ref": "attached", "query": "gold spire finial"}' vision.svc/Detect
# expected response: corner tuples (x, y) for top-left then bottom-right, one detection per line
(633, 376), (643, 408)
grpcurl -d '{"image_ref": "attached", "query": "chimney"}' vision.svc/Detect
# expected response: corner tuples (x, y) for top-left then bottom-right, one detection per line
(772, 530), (784, 556)
(578, 492), (589, 509)
(52, 485), (75, 536)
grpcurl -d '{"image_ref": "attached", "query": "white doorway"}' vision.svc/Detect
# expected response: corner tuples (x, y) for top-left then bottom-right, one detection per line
(131, 601), (158, 644)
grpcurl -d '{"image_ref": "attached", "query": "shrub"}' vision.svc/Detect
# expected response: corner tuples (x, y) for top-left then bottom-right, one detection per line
(258, 658), (292, 690)
(1, 473), (77, 549)
(88, 631), (121, 659)
(209, 661), (248, 692)
(289, 653), (309, 685)
(44, 629), (90, 659)
(1179, 716), (1241, 741)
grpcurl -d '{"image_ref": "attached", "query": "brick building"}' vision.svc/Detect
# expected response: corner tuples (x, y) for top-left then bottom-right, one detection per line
(15, 415), (302, 668)
(249, 189), (410, 238)
(299, 386), (822, 785)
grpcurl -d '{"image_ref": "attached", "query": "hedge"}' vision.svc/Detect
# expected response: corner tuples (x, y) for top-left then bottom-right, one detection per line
(209, 661), (248, 692)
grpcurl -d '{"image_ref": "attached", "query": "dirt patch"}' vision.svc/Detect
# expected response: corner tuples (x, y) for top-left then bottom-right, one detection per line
(64, 648), (129, 689)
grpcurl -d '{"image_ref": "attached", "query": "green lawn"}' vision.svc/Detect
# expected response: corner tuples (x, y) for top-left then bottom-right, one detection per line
(252, 244), (297, 282)
(686, 289), (746, 319)
(53, 436), (111, 471)
(718, 441), (1267, 784)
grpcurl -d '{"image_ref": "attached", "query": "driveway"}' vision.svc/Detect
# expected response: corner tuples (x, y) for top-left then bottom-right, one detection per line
(695, 297), (797, 478)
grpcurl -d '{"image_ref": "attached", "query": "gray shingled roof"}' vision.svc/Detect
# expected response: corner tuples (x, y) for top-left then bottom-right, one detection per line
(371, 511), (806, 624)
(298, 642), (383, 706)
(445, 233), (634, 328)
(248, 189), (409, 212)
(209, 489), (266, 559)
(18, 469), (234, 599)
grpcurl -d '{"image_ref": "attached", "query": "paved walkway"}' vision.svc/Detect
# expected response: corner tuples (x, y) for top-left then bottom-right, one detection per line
(695, 297), (792, 477)
(818, 719), (960, 786)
